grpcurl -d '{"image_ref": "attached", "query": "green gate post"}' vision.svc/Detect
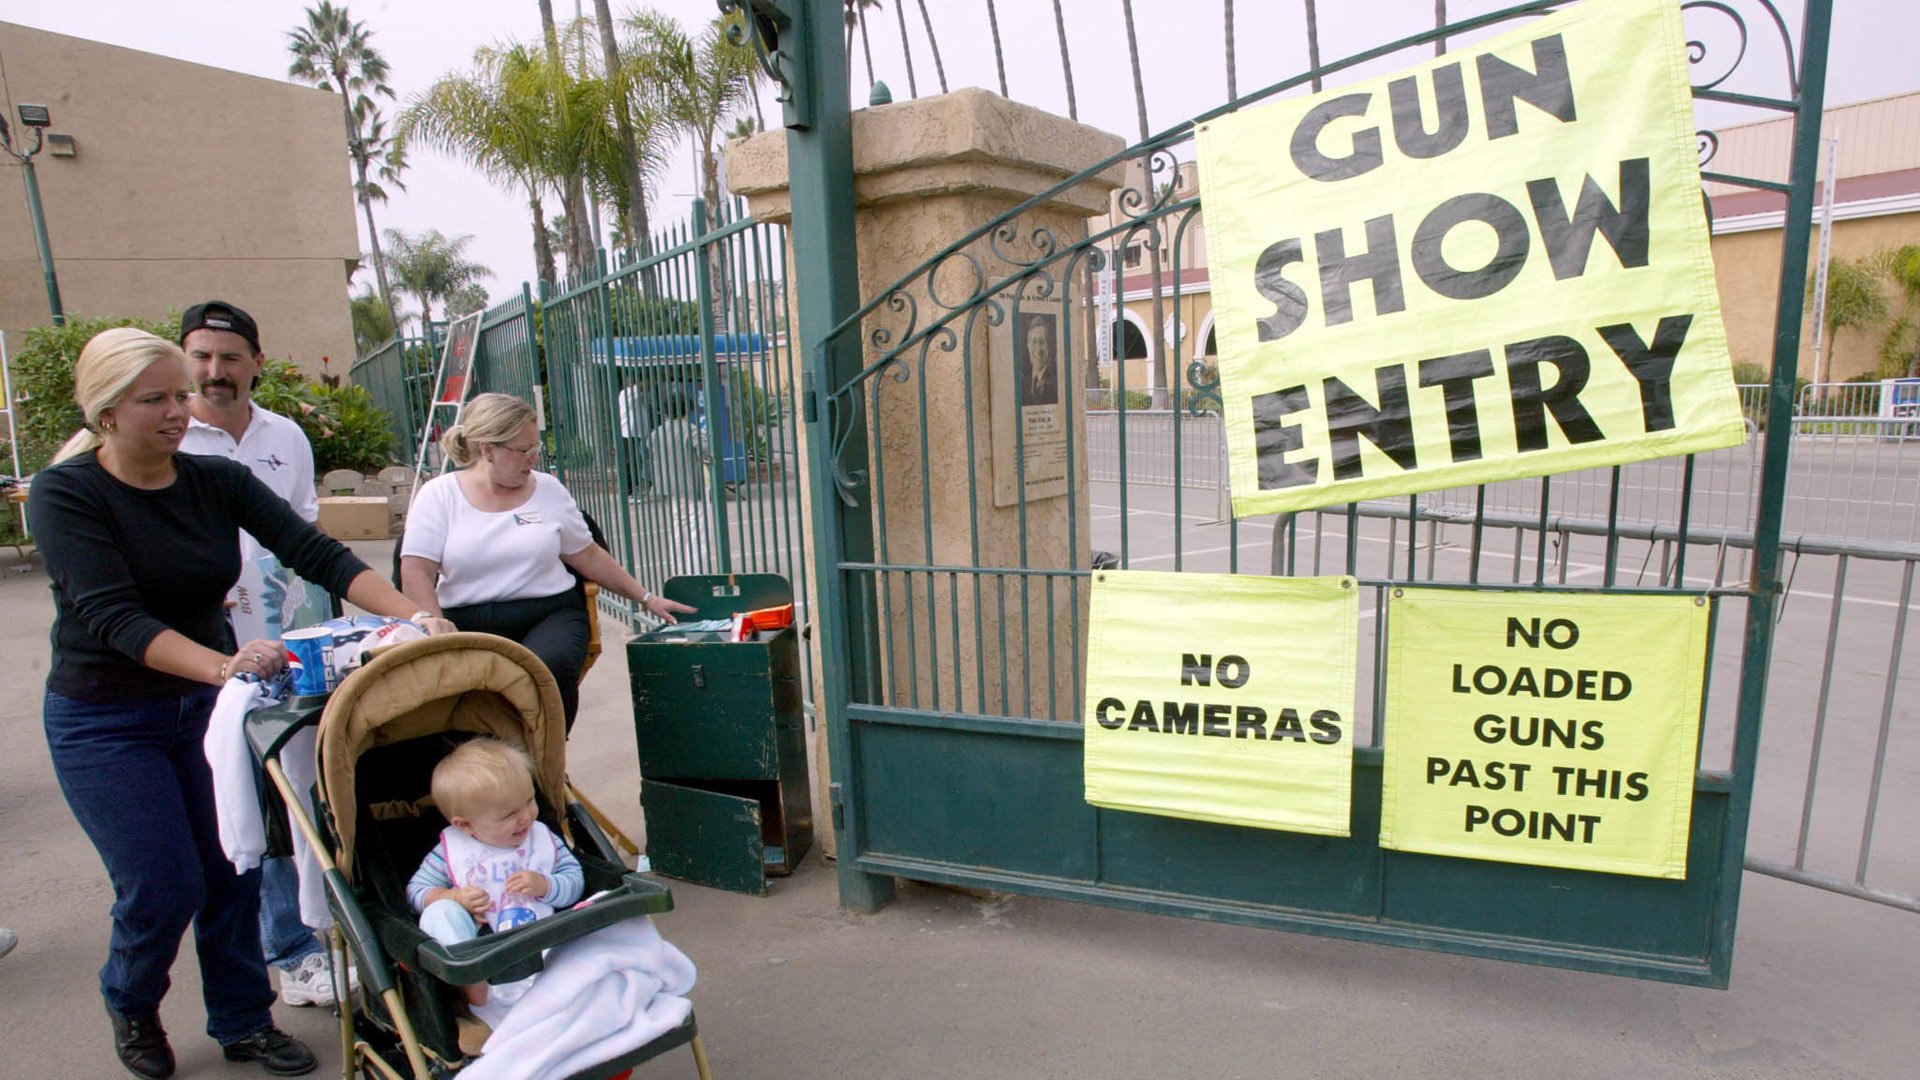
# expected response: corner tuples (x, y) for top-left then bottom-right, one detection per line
(1716, 0), (1833, 983)
(692, 198), (734, 574)
(745, 0), (895, 910)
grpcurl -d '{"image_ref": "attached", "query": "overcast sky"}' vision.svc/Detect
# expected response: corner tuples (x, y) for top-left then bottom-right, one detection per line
(1, 0), (1910, 320)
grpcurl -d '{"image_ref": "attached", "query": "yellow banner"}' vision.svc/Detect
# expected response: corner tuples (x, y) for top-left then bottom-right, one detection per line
(1084, 571), (1357, 836)
(1195, 0), (1744, 517)
(1379, 589), (1708, 877)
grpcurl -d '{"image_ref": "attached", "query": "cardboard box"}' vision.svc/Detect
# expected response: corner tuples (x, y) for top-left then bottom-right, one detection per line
(318, 496), (391, 540)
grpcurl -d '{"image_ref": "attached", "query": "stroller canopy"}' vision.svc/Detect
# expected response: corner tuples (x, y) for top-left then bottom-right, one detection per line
(316, 632), (568, 880)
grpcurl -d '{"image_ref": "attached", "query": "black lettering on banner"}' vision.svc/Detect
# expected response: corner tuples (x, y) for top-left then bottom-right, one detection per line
(1526, 158), (1651, 280)
(1477, 34), (1577, 140)
(1216, 655), (1252, 688)
(1472, 712), (1607, 749)
(1464, 804), (1602, 843)
(1317, 215), (1406, 326)
(1252, 385), (1319, 490)
(1418, 350), (1497, 463)
(1507, 617), (1580, 649)
(1128, 701), (1160, 733)
(1599, 314), (1694, 433)
(1388, 63), (1470, 159)
(1309, 709), (1343, 744)
(1095, 697), (1126, 729)
(1180, 654), (1212, 686)
(1290, 93), (1384, 181)
(1410, 193), (1531, 301)
(1253, 239), (1311, 342)
(1272, 707), (1306, 741)
(1163, 701), (1200, 735)
(1203, 702), (1233, 737)
(1235, 705), (1269, 739)
(1325, 365), (1418, 480)
(1507, 336), (1604, 451)
(1552, 766), (1649, 799)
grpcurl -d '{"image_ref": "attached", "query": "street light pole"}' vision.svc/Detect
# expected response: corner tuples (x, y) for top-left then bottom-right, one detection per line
(1, 103), (65, 327)
(17, 158), (63, 326)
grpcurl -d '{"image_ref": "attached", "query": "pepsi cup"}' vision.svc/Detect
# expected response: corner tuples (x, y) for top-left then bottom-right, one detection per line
(282, 627), (335, 696)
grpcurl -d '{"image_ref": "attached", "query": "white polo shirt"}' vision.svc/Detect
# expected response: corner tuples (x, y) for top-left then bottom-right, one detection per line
(182, 401), (319, 560)
(401, 471), (592, 607)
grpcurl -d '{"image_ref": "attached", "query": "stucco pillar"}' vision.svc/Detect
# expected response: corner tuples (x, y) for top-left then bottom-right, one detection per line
(729, 89), (1124, 857)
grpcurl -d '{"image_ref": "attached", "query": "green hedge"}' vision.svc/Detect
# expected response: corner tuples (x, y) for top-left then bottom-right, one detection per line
(4, 313), (397, 479)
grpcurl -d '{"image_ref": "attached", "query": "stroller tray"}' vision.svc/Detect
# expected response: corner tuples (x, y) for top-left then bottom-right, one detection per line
(393, 872), (673, 986)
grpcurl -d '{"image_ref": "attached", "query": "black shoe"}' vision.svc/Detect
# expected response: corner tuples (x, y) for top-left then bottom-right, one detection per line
(221, 1025), (316, 1076)
(106, 1005), (175, 1080)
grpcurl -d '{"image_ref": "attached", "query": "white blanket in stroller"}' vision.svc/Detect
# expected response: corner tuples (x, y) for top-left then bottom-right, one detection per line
(463, 915), (697, 1080)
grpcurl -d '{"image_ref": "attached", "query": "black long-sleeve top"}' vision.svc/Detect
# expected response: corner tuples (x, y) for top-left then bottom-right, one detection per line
(27, 451), (370, 702)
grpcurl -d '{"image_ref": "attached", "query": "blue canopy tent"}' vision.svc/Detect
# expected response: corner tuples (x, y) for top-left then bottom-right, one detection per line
(588, 333), (768, 486)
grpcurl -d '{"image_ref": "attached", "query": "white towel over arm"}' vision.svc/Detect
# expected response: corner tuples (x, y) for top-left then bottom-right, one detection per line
(463, 916), (697, 1080)
(205, 677), (273, 874)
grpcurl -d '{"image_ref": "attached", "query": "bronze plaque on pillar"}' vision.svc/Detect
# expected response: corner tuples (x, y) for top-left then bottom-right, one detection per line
(990, 293), (1072, 506)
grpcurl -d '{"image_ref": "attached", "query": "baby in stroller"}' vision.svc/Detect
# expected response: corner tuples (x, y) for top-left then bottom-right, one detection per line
(409, 738), (584, 1022)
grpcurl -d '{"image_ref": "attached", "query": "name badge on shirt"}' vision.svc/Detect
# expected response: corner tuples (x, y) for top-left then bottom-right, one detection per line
(513, 512), (543, 526)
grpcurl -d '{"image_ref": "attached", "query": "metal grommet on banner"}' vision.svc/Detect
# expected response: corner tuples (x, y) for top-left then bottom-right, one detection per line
(1695, 595), (1708, 606)
(1393, 587), (1404, 598)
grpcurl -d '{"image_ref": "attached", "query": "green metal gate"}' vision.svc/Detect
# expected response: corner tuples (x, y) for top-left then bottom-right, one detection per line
(538, 198), (812, 635)
(747, 0), (1837, 986)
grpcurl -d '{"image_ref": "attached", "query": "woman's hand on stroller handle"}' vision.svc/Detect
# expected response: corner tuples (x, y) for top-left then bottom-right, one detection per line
(408, 612), (458, 636)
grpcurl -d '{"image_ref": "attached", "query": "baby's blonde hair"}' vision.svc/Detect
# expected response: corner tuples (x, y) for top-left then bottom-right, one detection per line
(430, 737), (535, 821)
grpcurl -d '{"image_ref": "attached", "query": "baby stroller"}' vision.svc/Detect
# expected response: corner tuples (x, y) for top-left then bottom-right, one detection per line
(247, 631), (713, 1079)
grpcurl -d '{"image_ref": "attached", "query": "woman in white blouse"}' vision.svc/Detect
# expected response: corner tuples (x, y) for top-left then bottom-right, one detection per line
(399, 393), (693, 728)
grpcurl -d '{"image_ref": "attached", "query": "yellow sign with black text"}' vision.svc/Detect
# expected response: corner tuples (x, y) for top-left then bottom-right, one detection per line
(1084, 571), (1357, 836)
(1196, 0), (1744, 517)
(1379, 589), (1708, 878)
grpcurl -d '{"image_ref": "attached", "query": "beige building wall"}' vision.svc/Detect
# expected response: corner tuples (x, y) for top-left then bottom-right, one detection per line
(0, 22), (358, 376)
(1710, 213), (1920, 382)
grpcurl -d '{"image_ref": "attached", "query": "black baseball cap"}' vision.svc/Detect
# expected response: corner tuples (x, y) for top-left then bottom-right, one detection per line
(180, 300), (261, 353)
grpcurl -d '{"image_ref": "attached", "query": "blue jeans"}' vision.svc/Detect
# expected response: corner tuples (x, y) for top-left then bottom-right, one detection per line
(259, 854), (322, 971)
(44, 688), (275, 1043)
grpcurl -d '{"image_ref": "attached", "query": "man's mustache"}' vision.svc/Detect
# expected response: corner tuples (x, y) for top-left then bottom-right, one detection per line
(199, 378), (238, 393)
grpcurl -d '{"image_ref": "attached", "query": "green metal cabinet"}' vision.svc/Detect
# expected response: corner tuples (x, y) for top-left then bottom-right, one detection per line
(630, 574), (812, 896)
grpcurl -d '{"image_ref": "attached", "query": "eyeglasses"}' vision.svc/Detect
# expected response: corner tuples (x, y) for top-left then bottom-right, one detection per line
(494, 440), (542, 460)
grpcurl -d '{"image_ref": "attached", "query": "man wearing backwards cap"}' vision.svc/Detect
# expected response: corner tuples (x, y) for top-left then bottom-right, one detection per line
(177, 301), (350, 1019)
(179, 302), (319, 536)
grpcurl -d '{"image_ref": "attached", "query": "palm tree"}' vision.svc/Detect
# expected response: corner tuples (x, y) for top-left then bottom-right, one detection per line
(400, 43), (606, 286)
(536, 1), (596, 269)
(350, 286), (395, 354)
(288, 1), (401, 326)
(594, 0), (653, 260)
(624, 8), (759, 220)
(352, 99), (407, 208)
(625, 8), (760, 320)
(444, 283), (492, 319)
(847, 0), (882, 92)
(384, 228), (492, 337)
(1807, 256), (1890, 389)
(1882, 244), (1920, 376)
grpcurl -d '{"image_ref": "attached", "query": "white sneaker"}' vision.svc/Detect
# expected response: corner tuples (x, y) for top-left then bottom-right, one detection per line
(278, 950), (358, 1007)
